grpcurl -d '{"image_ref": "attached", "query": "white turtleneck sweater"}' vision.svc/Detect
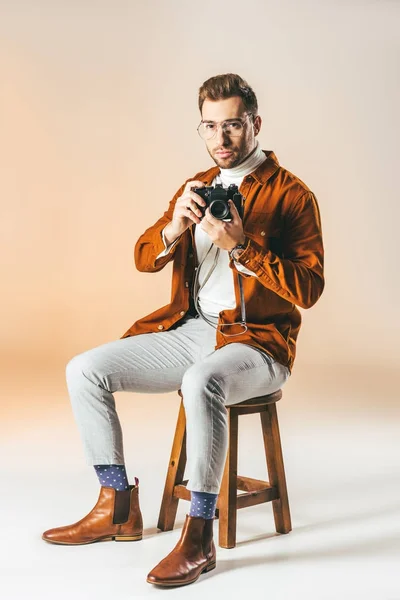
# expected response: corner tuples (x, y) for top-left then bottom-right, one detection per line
(156, 142), (267, 318)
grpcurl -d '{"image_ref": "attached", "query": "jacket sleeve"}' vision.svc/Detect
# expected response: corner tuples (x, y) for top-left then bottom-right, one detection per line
(231, 191), (325, 309)
(234, 261), (258, 277)
(134, 181), (187, 273)
(155, 226), (181, 260)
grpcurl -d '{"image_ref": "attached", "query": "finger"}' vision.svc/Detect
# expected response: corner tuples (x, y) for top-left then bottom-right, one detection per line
(187, 191), (207, 207)
(186, 180), (206, 193)
(200, 215), (210, 231)
(200, 208), (212, 229)
(184, 196), (205, 218)
(178, 193), (203, 213)
(204, 206), (219, 224)
(177, 196), (202, 222)
(180, 191), (206, 211)
(184, 207), (201, 224)
(228, 199), (241, 221)
(228, 199), (238, 213)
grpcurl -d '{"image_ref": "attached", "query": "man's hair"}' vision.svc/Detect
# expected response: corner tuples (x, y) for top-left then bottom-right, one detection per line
(198, 73), (258, 116)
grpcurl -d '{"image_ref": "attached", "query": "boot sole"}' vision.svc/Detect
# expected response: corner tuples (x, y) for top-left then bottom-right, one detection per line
(146, 560), (216, 587)
(42, 533), (143, 545)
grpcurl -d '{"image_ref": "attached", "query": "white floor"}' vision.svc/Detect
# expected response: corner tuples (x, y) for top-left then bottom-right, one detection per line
(1, 364), (399, 599)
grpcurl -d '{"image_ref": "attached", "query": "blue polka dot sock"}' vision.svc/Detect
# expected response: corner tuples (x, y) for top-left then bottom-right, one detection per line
(94, 464), (129, 491)
(189, 491), (218, 519)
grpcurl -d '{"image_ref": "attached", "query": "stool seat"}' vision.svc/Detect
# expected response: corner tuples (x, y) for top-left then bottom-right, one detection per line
(157, 387), (291, 548)
(233, 388), (282, 407)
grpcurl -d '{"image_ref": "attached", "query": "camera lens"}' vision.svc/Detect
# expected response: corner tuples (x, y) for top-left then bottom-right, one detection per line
(210, 199), (230, 219)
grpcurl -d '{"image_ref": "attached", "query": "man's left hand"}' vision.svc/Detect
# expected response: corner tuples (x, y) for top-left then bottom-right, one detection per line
(200, 200), (245, 251)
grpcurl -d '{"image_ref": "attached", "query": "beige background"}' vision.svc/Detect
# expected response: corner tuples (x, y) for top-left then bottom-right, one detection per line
(1, 1), (398, 421)
(1, 2), (399, 598)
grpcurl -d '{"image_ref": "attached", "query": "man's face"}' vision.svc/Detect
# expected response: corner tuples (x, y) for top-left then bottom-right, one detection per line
(200, 96), (261, 169)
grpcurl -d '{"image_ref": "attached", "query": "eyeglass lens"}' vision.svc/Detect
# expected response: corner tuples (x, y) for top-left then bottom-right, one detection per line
(198, 115), (250, 140)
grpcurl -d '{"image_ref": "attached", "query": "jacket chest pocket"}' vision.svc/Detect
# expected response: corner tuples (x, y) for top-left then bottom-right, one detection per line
(245, 212), (283, 257)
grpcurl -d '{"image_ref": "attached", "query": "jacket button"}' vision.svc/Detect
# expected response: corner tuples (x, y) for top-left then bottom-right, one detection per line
(245, 259), (250, 264)
(260, 230), (266, 236)
(180, 310), (185, 316)
(157, 325), (164, 330)
(185, 281), (189, 287)
(189, 253), (193, 258)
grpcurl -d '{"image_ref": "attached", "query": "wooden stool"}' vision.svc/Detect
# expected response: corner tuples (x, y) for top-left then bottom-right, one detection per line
(157, 388), (292, 548)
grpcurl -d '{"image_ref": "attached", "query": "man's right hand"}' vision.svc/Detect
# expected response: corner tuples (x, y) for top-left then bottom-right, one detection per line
(164, 180), (207, 245)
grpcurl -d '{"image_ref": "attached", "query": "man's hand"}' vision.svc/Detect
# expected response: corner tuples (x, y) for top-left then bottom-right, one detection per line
(200, 199), (246, 251)
(171, 181), (207, 231)
(164, 180), (207, 245)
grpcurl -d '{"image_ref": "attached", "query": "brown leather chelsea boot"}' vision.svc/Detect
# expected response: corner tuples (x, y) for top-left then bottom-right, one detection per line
(42, 479), (143, 545)
(146, 515), (216, 587)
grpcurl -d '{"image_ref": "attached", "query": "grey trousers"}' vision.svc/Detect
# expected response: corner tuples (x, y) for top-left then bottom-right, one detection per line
(66, 314), (290, 494)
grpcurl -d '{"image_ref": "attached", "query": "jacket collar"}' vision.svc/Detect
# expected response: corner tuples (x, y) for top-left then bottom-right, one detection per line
(200, 150), (280, 186)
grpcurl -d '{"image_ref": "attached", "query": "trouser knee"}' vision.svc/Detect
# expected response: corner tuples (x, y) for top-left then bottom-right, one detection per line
(180, 365), (227, 413)
(66, 349), (105, 385)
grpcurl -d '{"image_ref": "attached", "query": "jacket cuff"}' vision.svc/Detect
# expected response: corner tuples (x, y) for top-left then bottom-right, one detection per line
(155, 226), (181, 259)
(229, 237), (264, 273)
(233, 260), (258, 277)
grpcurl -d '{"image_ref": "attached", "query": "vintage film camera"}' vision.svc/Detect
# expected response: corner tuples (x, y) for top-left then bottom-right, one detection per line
(191, 183), (244, 221)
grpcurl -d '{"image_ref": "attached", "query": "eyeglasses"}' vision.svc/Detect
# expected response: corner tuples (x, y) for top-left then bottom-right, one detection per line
(197, 113), (253, 140)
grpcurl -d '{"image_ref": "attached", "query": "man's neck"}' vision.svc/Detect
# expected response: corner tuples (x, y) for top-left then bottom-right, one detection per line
(217, 142), (266, 182)
(240, 143), (258, 164)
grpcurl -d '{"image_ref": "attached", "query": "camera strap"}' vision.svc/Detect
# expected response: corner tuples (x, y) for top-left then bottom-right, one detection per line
(192, 242), (248, 337)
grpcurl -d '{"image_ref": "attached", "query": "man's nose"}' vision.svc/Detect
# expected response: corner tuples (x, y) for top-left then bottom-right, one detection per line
(215, 125), (229, 145)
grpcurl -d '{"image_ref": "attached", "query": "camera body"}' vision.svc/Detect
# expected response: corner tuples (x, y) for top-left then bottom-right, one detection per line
(191, 183), (244, 221)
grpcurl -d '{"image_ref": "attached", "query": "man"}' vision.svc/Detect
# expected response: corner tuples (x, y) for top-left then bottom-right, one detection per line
(42, 73), (324, 587)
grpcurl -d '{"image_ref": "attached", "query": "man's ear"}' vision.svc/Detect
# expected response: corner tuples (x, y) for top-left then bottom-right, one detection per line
(253, 115), (262, 136)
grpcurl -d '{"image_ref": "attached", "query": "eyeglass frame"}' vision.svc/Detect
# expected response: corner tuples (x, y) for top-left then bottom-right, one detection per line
(197, 112), (254, 140)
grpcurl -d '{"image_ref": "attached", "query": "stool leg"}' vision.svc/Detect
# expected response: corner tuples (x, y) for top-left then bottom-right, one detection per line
(260, 403), (292, 534)
(157, 400), (187, 531)
(218, 408), (238, 549)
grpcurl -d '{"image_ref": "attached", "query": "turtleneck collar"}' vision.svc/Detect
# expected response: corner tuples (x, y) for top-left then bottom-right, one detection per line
(216, 140), (267, 185)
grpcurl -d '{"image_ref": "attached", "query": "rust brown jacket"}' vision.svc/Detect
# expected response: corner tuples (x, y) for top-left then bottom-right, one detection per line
(120, 150), (324, 373)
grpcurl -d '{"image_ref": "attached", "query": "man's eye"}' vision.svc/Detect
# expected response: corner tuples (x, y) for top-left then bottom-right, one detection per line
(229, 121), (242, 129)
(204, 123), (215, 129)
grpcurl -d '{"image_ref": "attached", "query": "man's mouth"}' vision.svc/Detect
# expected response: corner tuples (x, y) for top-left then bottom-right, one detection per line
(215, 150), (233, 158)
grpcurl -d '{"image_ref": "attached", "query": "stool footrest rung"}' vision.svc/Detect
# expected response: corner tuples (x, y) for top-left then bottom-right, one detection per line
(236, 486), (279, 509)
(172, 476), (279, 509)
(173, 481), (191, 501)
(215, 486), (278, 517)
(237, 475), (271, 492)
